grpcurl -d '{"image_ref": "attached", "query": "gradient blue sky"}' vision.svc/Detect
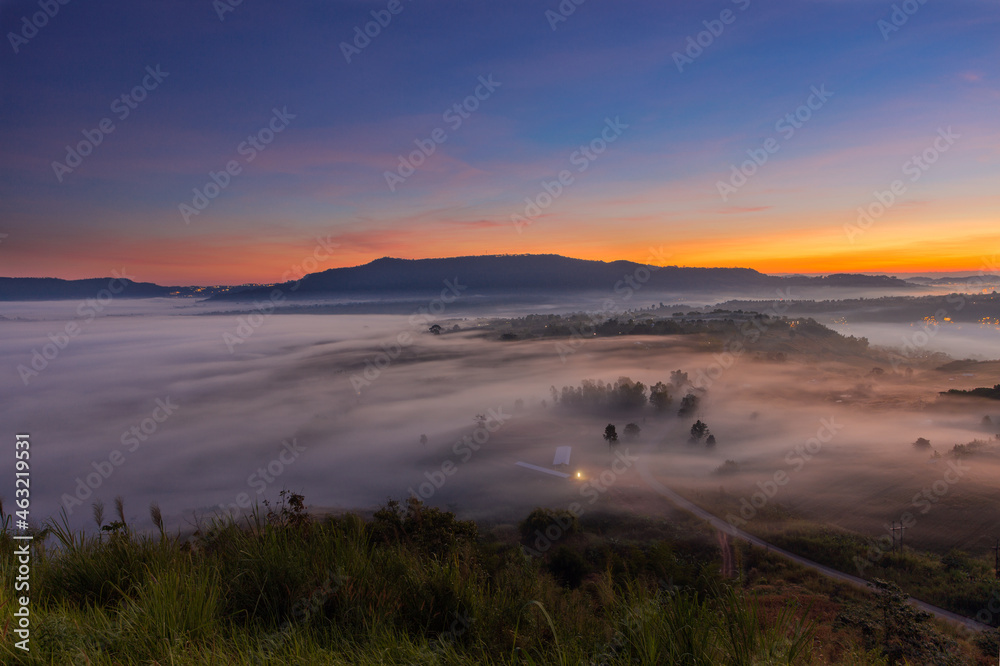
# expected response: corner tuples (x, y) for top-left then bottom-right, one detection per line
(1, 0), (998, 284)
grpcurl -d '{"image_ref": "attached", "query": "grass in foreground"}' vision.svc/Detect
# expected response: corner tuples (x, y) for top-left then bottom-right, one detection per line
(0, 493), (993, 664)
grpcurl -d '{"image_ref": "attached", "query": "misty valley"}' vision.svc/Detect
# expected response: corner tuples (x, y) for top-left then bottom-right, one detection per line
(4, 277), (1000, 662)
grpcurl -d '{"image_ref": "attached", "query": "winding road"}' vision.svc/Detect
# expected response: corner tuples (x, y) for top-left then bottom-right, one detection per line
(635, 458), (992, 633)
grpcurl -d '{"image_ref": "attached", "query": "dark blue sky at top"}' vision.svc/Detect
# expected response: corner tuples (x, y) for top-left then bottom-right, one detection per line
(1, 0), (997, 281)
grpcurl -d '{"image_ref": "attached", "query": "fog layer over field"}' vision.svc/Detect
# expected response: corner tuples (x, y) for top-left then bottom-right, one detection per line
(2, 302), (998, 554)
(830, 321), (1000, 361)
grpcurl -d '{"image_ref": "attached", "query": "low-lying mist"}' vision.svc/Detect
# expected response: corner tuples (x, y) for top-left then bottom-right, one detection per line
(831, 321), (1000, 361)
(2, 300), (998, 558)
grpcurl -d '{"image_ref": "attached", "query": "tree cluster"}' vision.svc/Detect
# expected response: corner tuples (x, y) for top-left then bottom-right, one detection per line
(602, 422), (641, 448)
(689, 420), (716, 447)
(553, 377), (649, 412)
(551, 373), (702, 418)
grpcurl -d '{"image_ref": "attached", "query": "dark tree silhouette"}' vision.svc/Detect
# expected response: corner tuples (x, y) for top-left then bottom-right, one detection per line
(612, 376), (647, 411)
(429, 324), (442, 335)
(553, 377), (648, 413)
(624, 423), (641, 439)
(706, 434), (716, 448)
(690, 420), (709, 442)
(912, 437), (931, 449)
(649, 381), (672, 412)
(714, 459), (739, 474)
(678, 393), (700, 417)
(603, 424), (618, 446)
(670, 370), (689, 389)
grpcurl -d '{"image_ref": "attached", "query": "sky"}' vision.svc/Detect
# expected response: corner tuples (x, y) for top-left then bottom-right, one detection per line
(1, 0), (998, 285)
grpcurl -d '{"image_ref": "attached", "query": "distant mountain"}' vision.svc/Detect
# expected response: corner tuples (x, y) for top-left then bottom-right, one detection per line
(211, 254), (913, 301)
(0, 277), (234, 301)
(0, 256), (919, 302)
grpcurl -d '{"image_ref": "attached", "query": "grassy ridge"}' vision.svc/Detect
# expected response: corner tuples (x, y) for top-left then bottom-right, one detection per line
(0, 494), (989, 664)
(682, 487), (1000, 630)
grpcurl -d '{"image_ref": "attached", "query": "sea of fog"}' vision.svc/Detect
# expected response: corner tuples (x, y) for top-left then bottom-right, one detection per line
(829, 322), (1000, 362)
(2, 299), (998, 539)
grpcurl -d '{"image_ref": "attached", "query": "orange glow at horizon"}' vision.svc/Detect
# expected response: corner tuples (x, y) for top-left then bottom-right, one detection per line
(3, 223), (995, 285)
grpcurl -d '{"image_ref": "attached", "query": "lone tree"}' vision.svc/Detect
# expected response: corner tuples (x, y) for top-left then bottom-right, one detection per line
(624, 423), (641, 439)
(912, 437), (931, 449)
(603, 424), (618, 446)
(429, 324), (442, 335)
(706, 434), (717, 448)
(690, 420), (709, 443)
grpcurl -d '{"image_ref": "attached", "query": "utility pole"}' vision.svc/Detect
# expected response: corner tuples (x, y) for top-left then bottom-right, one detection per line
(890, 522), (906, 555)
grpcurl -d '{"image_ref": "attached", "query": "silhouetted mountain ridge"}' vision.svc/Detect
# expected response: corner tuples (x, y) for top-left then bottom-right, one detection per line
(0, 277), (230, 301)
(212, 254), (912, 300)
(0, 255), (917, 301)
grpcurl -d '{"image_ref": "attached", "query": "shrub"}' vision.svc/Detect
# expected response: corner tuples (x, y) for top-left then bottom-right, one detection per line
(548, 545), (588, 588)
(519, 507), (579, 541)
